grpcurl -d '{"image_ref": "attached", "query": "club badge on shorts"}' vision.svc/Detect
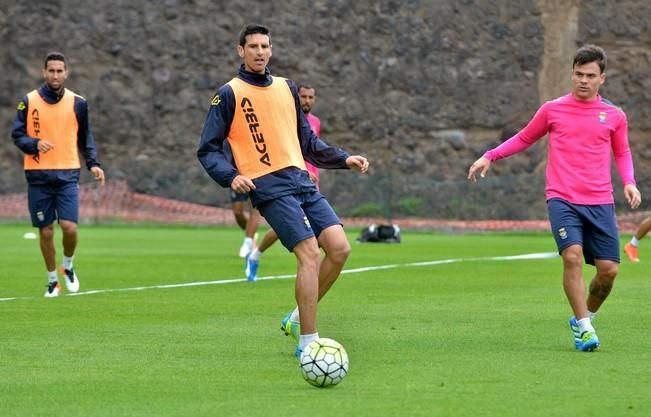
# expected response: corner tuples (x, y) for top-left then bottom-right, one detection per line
(558, 227), (567, 240)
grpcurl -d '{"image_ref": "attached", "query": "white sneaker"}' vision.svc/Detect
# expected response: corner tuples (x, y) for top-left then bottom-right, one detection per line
(44, 281), (61, 298)
(61, 266), (80, 293)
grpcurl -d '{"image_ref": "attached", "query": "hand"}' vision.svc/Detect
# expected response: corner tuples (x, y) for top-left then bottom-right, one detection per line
(231, 175), (256, 194)
(468, 157), (491, 182)
(37, 140), (54, 153)
(624, 184), (642, 209)
(90, 166), (105, 186)
(346, 155), (369, 174)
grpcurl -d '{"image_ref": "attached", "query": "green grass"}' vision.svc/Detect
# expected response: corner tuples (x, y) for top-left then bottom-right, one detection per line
(1, 223), (650, 417)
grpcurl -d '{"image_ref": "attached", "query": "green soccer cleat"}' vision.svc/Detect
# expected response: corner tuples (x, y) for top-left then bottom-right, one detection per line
(578, 331), (600, 352)
(280, 312), (300, 343)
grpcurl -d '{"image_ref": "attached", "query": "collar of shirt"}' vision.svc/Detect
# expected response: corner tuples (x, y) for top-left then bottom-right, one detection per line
(38, 84), (65, 104)
(237, 64), (273, 87)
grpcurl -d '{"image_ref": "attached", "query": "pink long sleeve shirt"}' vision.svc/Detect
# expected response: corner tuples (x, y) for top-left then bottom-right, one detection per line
(484, 93), (635, 205)
(305, 112), (321, 188)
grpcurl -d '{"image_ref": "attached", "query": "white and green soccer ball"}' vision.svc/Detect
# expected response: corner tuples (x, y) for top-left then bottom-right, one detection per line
(299, 337), (349, 387)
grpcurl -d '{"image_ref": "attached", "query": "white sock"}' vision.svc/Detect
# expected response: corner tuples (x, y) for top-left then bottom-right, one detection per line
(289, 307), (300, 322)
(589, 310), (597, 321)
(299, 332), (319, 351)
(577, 317), (595, 334)
(47, 270), (58, 283)
(631, 237), (640, 247)
(62, 255), (74, 270)
(249, 248), (261, 262)
(243, 237), (253, 247)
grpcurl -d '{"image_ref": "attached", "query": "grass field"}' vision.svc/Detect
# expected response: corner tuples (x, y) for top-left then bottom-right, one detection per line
(1, 223), (650, 417)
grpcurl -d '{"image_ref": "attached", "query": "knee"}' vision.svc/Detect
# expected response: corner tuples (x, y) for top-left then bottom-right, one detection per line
(233, 210), (245, 221)
(39, 225), (54, 240)
(561, 247), (583, 268)
(231, 201), (245, 215)
(297, 244), (322, 269)
(60, 221), (77, 236)
(232, 204), (244, 217)
(598, 263), (618, 282)
(328, 240), (351, 265)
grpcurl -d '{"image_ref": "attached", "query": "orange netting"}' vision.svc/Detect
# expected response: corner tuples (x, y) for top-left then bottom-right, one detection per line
(0, 180), (642, 232)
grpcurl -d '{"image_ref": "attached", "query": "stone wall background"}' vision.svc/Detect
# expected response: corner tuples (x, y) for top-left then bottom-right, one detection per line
(1, 0), (649, 219)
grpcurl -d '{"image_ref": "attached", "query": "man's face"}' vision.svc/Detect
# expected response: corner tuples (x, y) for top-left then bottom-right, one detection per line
(299, 87), (316, 113)
(43, 60), (68, 91)
(238, 33), (272, 74)
(571, 61), (604, 100)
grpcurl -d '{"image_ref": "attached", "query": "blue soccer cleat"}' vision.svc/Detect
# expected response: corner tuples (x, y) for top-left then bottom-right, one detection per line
(244, 254), (258, 282)
(578, 331), (600, 352)
(569, 316), (581, 350)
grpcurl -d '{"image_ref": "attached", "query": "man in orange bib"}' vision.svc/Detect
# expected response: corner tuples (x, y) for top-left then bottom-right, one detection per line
(244, 84), (323, 282)
(198, 24), (369, 358)
(11, 52), (105, 298)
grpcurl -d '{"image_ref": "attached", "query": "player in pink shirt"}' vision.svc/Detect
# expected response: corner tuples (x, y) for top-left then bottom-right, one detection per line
(468, 44), (642, 352)
(302, 85), (321, 188)
(246, 85), (323, 288)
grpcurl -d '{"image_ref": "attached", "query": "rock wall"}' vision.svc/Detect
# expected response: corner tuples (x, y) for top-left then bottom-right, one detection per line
(1, 0), (649, 219)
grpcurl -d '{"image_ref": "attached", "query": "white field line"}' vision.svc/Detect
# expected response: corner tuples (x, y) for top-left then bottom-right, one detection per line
(0, 252), (558, 303)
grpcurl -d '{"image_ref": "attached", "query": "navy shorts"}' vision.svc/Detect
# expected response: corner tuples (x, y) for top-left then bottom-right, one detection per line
(27, 181), (80, 228)
(257, 191), (341, 251)
(547, 198), (619, 265)
(230, 190), (249, 203)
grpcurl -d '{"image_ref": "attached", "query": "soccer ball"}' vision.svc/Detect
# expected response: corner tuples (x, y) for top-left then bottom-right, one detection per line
(299, 337), (349, 387)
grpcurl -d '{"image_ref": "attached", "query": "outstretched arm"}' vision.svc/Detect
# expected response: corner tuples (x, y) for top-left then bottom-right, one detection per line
(467, 157), (491, 182)
(468, 103), (550, 182)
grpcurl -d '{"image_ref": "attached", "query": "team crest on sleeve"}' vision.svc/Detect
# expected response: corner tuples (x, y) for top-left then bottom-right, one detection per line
(211, 95), (221, 106)
(598, 112), (607, 123)
(17, 101), (26, 111)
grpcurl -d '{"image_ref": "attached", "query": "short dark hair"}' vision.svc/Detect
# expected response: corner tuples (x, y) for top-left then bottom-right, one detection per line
(298, 84), (315, 93)
(238, 24), (270, 47)
(573, 44), (606, 73)
(44, 51), (66, 69)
